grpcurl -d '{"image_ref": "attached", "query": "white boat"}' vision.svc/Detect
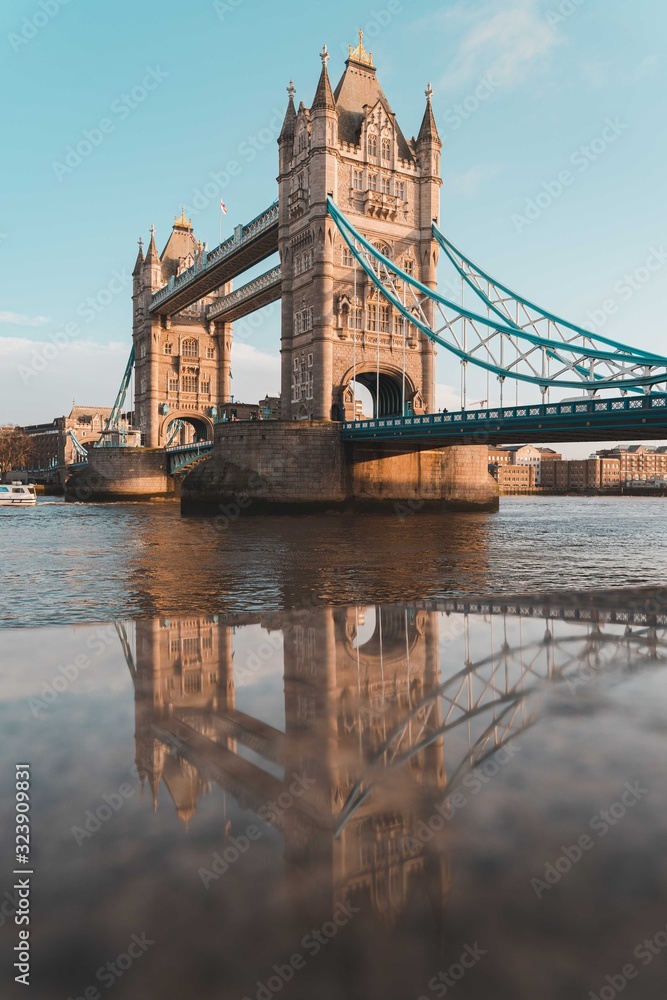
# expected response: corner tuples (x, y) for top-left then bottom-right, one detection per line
(0, 481), (37, 506)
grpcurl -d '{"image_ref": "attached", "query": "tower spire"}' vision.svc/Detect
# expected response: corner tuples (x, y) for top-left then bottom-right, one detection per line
(417, 82), (440, 145)
(279, 79), (297, 142)
(145, 225), (159, 263)
(312, 45), (336, 111)
(132, 236), (145, 277)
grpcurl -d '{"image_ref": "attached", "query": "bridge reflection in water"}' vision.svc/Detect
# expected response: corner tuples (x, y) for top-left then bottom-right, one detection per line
(113, 595), (667, 996)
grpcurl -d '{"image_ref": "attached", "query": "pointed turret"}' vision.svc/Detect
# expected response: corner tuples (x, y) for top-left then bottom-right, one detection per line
(417, 83), (441, 147)
(312, 46), (336, 111)
(144, 225), (163, 290)
(279, 81), (297, 143)
(132, 237), (144, 277)
(144, 225), (159, 263)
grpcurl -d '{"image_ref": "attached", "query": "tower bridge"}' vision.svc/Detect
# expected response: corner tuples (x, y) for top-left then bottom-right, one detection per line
(66, 34), (667, 508)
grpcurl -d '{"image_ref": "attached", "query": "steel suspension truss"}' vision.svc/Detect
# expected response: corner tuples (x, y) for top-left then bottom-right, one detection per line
(68, 429), (89, 461)
(95, 345), (135, 448)
(328, 199), (667, 395)
(333, 621), (667, 835)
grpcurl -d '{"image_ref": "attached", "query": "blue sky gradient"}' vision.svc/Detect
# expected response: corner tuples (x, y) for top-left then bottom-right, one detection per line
(1, 0), (665, 455)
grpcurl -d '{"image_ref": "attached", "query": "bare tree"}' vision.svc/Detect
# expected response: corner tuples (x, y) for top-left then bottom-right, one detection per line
(0, 428), (35, 476)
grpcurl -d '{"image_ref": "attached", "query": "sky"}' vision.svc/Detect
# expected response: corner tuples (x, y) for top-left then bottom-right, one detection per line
(1, 0), (666, 456)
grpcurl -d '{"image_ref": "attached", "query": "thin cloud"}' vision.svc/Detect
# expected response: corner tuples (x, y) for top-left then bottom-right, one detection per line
(0, 310), (50, 326)
(436, 0), (562, 91)
(449, 163), (502, 196)
(0, 336), (280, 425)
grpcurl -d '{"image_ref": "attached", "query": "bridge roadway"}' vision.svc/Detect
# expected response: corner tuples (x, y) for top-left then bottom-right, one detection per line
(149, 202), (278, 318)
(342, 393), (667, 445)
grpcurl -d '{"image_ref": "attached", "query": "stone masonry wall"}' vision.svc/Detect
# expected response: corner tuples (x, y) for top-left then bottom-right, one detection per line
(65, 448), (173, 500)
(182, 423), (498, 514)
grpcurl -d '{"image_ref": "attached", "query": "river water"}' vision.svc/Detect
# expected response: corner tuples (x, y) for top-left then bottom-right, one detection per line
(2, 497), (667, 999)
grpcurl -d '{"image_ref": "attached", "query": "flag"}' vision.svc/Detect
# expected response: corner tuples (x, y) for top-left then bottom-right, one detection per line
(220, 200), (228, 215)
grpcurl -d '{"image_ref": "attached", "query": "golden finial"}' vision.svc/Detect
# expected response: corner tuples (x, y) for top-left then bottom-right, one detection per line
(348, 28), (374, 67)
(174, 206), (193, 229)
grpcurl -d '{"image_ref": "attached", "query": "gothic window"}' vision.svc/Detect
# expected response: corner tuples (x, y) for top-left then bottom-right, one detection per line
(403, 256), (414, 276)
(373, 240), (392, 259)
(200, 376), (211, 396)
(206, 346), (215, 359)
(295, 255), (302, 276)
(397, 181), (406, 201)
(367, 304), (377, 332)
(182, 338), (198, 358)
(352, 169), (363, 190)
(139, 340), (147, 359)
(381, 136), (391, 161)
(369, 174), (378, 191)
(342, 245), (353, 267)
(381, 175), (391, 195)
(168, 374), (179, 393)
(298, 130), (307, 152)
(368, 132), (378, 157)
(348, 306), (362, 330)
(182, 374), (197, 393)
(292, 354), (314, 402)
(164, 342), (173, 355)
(379, 304), (391, 333)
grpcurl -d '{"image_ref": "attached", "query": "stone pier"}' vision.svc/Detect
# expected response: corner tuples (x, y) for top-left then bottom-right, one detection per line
(181, 422), (498, 515)
(65, 447), (174, 501)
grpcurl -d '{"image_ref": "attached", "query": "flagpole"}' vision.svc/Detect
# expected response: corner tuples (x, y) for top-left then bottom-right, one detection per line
(219, 205), (222, 246)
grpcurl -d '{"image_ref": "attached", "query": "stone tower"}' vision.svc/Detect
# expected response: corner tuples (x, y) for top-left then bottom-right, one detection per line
(277, 33), (442, 421)
(132, 211), (233, 447)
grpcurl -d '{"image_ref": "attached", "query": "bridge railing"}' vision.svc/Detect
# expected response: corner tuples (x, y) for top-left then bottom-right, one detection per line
(343, 393), (667, 432)
(150, 201), (279, 311)
(164, 442), (213, 454)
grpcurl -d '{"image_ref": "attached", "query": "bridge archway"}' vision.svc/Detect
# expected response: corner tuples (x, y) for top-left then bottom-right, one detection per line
(160, 412), (214, 447)
(340, 365), (417, 420)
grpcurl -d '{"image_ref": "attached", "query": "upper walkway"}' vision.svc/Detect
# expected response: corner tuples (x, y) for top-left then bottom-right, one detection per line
(149, 202), (279, 317)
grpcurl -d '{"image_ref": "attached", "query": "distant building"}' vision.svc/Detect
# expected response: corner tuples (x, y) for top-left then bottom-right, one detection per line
(543, 445), (667, 492)
(20, 405), (133, 483)
(488, 445), (562, 486)
(497, 465), (536, 493)
(218, 396), (281, 422)
(596, 444), (667, 483)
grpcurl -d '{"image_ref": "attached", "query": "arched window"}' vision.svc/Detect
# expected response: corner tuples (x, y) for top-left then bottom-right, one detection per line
(381, 136), (391, 161)
(372, 240), (392, 259)
(182, 338), (198, 358)
(368, 132), (378, 157)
